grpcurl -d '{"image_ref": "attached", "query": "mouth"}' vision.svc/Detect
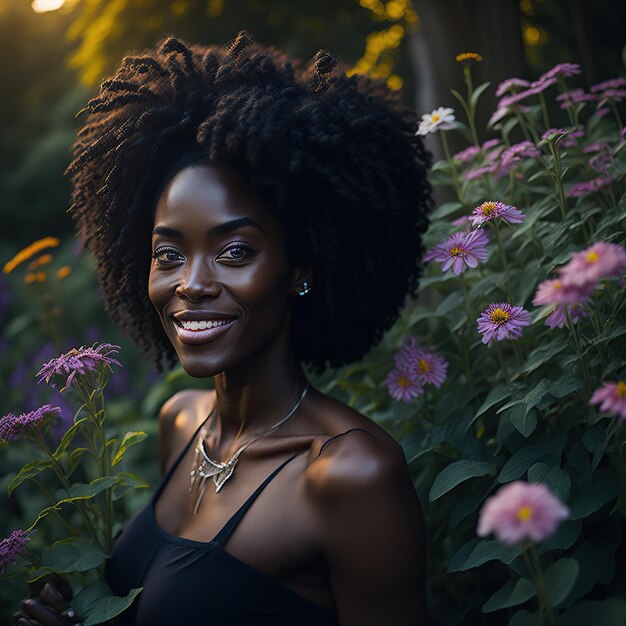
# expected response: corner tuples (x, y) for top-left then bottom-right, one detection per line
(171, 317), (237, 345)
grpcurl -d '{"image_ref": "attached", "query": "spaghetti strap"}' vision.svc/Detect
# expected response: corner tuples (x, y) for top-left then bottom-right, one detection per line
(316, 427), (375, 459)
(155, 405), (215, 496)
(212, 453), (299, 547)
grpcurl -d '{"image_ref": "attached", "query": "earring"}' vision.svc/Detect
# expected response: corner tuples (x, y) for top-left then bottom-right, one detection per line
(297, 281), (311, 296)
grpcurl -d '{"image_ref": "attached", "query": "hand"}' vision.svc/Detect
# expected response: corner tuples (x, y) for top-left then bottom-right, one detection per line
(13, 574), (82, 626)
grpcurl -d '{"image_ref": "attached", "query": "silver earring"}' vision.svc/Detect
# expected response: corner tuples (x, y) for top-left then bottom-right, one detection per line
(297, 281), (311, 296)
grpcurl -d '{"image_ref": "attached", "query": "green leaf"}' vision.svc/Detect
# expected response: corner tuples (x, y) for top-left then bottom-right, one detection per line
(544, 558), (579, 605)
(447, 539), (522, 572)
(517, 339), (568, 376)
(430, 201), (463, 221)
(569, 469), (618, 519)
(498, 434), (567, 483)
(26, 539), (109, 582)
(556, 598), (626, 626)
(429, 460), (494, 501)
(527, 464), (571, 502)
(73, 581), (143, 626)
(508, 406), (537, 438)
(470, 81), (492, 109)
(474, 385), (511, 420)
(7, 458), (51, 496)
(52, 416), (90, 460)
(112, 431), (148, 466)
(482, 577), (535, 613)
(549, 373), (584, 398)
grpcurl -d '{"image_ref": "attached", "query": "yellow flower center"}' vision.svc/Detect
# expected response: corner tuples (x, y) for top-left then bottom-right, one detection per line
(432, 113), (440, 123)
(618, 381), (626, 398)
(554, 280), (562, 289)
(585, 251), (600, 263)
(517, 506), (533, 522)
(481, 201), (498, 216)
(418, 359), (431, 373)
(490, 308), (510, 324)
(397, 376), (410, 388)
(450, 246), (464, 257)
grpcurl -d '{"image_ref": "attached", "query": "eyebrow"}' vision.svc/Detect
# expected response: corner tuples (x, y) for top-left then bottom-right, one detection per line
(152, 217), (263, 239)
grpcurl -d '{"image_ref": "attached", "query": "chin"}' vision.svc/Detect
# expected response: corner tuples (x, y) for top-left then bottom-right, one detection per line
(176, 353), (225, 378)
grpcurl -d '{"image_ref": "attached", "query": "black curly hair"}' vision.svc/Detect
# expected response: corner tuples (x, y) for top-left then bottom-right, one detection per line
(65, 30), (433, 373)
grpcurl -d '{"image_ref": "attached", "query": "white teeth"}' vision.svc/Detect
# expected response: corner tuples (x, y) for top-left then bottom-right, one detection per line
(179, 319), (231, 330)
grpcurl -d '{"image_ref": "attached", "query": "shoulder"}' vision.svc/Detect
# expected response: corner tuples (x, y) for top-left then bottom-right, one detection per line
(157, 388), (215, 474)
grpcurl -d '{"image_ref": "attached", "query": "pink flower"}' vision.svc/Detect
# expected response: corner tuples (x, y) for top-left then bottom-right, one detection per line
(566, 176), (613, 197)
(532, 277), (593, 306)
(590, 78), (626, 93)
(589, 381), (626, 420)
(495, 77), (531, 98)
(0, 404), (63, 443)
(559, 242), (626, 287)
(501, 141), (540, 165)
(541, 128), (570, 141)
(469, 200), (525, 227)
(556, 89), (598, 109)
(0, 529), (31, 574)
(476, 302), (532, 346)
(453, 146), (480, 163)
(423, 229), (490, 276)
(477, 481), (570, 546)
(392, 336), (448, 389)
(37, 342), (122, 389)
(385, 365), (424, 403)
(545, 303), (588, 330)
(539, 63), (581, 81)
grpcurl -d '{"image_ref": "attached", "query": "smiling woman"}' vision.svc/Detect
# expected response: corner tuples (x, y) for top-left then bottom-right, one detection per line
(15, 30), (433, 626)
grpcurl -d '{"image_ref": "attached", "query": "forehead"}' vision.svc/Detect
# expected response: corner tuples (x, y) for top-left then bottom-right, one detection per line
(153, 164), (281, 234)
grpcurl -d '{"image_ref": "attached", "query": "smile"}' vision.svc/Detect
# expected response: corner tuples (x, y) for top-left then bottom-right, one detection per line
(172, 318), (236, 345)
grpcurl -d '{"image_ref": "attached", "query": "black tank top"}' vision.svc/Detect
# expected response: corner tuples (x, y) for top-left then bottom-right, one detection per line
(105, 416), (367, 625)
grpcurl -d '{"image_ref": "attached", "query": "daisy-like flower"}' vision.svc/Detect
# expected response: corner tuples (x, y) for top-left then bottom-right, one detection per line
(477, 481), (570, 546)
(501, 141), (540, 166)
(0, 529), (31, 574)
(566, 175), (613, 198)
(415, 107), (455, 136)
(539, 62), (581, 82)
(385, 365), (424, 404)
(590, 77), (626, 93)
(469, 200), (525, 228)
(556, 88), (598, 110)
(545, 303), (588, 330)
(453, 146), (480, 163)
(476, 302), (532, 346)
(558, 242), (626, 287)
(423, 229), (490, 276)
(532, 277), (594, 306)
(37, 342), (122, 389)
(495, 77), (531, 98)
(0, 404), (62, 443)
(413, 347), (448, 388)
(455, 52), (483, 64)
(590, 381), (626, 420)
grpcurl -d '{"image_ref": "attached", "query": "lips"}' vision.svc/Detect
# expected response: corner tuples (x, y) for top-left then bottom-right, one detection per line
(170, 311), (237, 345)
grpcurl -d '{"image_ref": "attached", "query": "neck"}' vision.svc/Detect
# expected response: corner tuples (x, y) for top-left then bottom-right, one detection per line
(211, 337), (308, 446)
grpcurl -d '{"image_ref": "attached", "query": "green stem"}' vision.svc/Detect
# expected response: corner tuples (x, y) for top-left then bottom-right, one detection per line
(522, 543), (555, 626)
(566, 309), (594, 400)
(558, 79), (577, 126)
(607, 99), (624, 130)
(547, 142), (567, 220)
(538, 92), (551, 131)
(493, 222), (513, 301)
(440, 130), (464, 203)
(494, 342), (512, 388)
(31, 477), (77, 536)
(463, 65), (480, 148)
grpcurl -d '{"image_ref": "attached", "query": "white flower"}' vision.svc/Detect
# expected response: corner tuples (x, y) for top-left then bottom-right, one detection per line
(415, 107), (455, 136)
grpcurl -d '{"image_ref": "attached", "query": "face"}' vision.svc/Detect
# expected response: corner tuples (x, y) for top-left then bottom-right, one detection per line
(148, 164), (301, 378)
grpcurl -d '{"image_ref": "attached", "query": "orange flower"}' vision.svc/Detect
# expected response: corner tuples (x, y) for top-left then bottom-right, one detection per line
(3, 237), (60, 274)
(28, 254), (53, 270)
(455, 52), (483, 64)
(57, 266), (72, 279)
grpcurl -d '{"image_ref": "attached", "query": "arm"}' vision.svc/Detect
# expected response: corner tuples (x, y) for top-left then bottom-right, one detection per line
(307, 431), (428, 626)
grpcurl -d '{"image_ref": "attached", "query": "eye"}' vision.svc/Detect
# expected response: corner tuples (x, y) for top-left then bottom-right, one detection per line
(152, 246), (185, 266)
(217, 242), (255, 263)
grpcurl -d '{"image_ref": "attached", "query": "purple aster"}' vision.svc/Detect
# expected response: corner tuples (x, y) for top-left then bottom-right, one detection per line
(0, 404), (62, 443)
(0, 529), (31, 574)
(423, 229), (490, 276)
(559, 242), (626, 287)
(597, 89), (626, 103)
(539, 63), (581, 82)
(453, 145), (480, 163)
(37, 342), (122, 389)
(413, 348), (448, 388)
(385, 364), (424, 404)
(545, 303), (588, 330)
(566, 175), (613, 198)
(501, 141), (540, 166)
(590, 77), (626, 93)
(469, 201), (525, 227)
(476, 302), (532, 346)
(541, 128), (570, 141)
(495, 77), (531, 98)
(555, 89), (598, 110)
(533, 277), (594, 306)
(589, 153), (613, 173)
(590, 381), (626, 421)
(583, 142), (609, 154)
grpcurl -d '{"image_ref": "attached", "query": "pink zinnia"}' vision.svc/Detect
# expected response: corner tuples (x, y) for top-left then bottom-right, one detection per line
(0, 529), (31, 574)
(469, 200), (525, 227)
(589, 381), (626, 420)
(0, 404), (62, 443)
(559, 242), (626, 287)
(37, 342), (122, 389)
(385, 365), (424, 404)
(423, 229), (490, 276)
(477, 481), (570, 546)
(532, 277), (593, 306)
(476, 302), (532, 346)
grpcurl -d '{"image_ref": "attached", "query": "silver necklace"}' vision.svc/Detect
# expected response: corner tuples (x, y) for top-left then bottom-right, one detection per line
(189, 383), (309, 514)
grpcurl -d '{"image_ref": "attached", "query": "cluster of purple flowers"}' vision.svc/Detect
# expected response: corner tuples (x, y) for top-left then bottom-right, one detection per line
(386, 336), (448, 404)
(0, 529), (31, 575)
(533, 241), (626, 329)
(0, 404), (62, 443)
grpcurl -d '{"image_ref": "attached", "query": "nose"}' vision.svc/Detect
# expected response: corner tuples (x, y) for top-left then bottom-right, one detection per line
(175, 255), (221, 301)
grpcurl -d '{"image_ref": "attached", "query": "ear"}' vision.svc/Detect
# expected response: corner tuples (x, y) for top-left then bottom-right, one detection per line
(289, 257), (313, 297)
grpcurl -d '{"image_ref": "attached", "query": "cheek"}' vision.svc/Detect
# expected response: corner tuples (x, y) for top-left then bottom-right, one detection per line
(147, 268), (170, 315)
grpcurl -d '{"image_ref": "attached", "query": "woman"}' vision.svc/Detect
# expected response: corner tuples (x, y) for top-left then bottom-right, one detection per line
(15, 30), (432, 625)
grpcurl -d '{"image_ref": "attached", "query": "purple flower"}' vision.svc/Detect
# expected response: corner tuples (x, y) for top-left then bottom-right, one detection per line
(0, 404), (62, 443)
(476, 302), (531, 346)
(385, 365), (424, 403)
(541, 128), (570, 141)
(495, 77), (531, 98)
(589, 153), (613, 173)
(501, 141), (541, 166)
(583, 142), (609, 154)
(590, 77), (626, 93)
(37, 343), (122, 389)
(533, 277), (594, 306)
(559, 242), (626, 287)
(556, 89), (598, 110)
(453, 146), (480, 163)
(590, 381), (626, 420)
(539, 63), (581, 81)
(393, 337), (448, 389)
(566, 175), (613, 198)
(545, 303), (588, 330)
(477, 482), (570, 546)
(498, 78), (557, 109)
(597, 89), (626, 103)
(469, 200), (525, 227)
(423, 229), (490, 276)
(0, 529), (31, 574)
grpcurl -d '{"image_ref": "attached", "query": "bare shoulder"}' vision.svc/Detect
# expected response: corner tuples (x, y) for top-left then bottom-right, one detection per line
(157, 388), (215, 474)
